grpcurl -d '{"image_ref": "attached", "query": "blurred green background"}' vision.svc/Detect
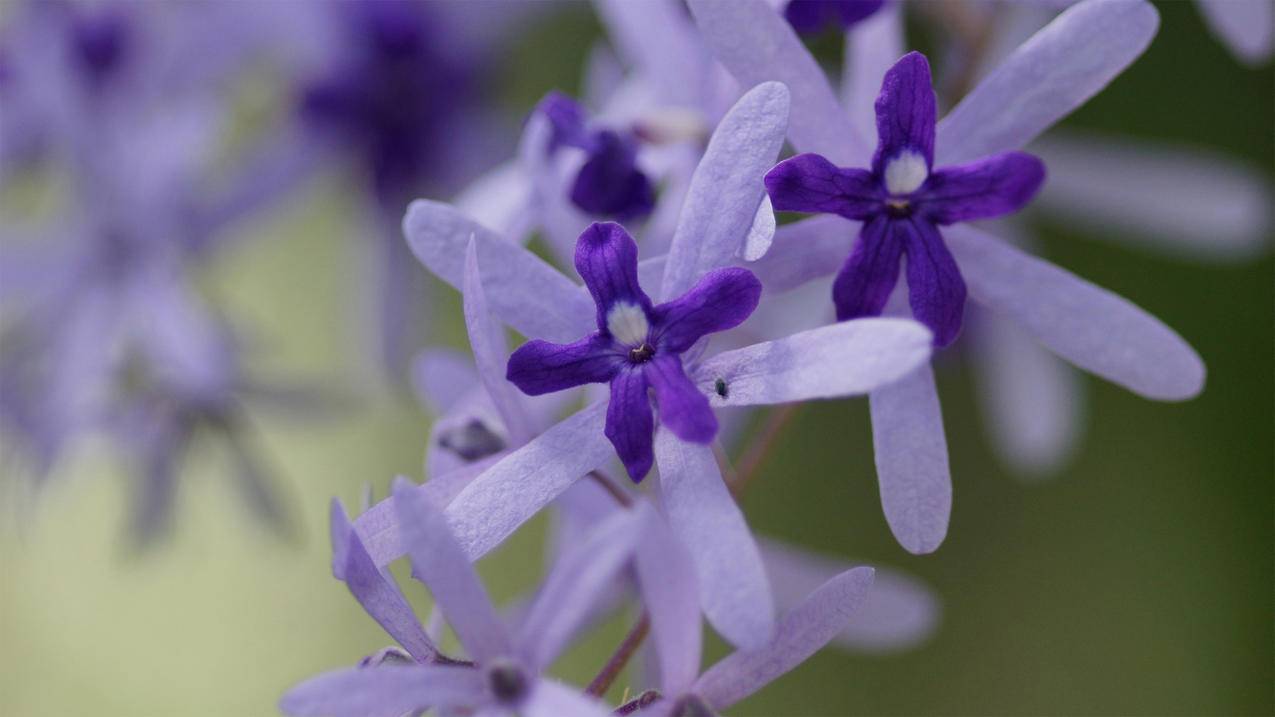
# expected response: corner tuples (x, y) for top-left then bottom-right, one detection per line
(1, 2), (1271, 715)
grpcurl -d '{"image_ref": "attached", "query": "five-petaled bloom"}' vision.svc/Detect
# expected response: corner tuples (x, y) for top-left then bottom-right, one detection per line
(506, 222), (761, 481)
(535, 92), (656, 220)
(764, 51), (1046, 347)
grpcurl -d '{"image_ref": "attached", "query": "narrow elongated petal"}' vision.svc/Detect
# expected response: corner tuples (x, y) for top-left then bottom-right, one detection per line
(945, 224), (1205, 400)
(745, 215), (858, 293)
(869, 365), (952, 555)
(330, 500), (437, 661)
(1032, 133), (1271, 260)
(607, 369), (656, 481)
(576, 222), (652, 327)
(354, 462), (495, 567)
(447, 402), (613, 559)
(655, 431), (775, 649)
(1198, 0), (1272, 64)
(464, 240), (534, 444)
(842, 2), (904, 138)
(507, 335), (624, 396)
(759, 539), (940, 653)
(873, 52), (937, 172)
(936, 0), (1159, 165)
(696, 317), (932, 406)
(517, 509), (642, 670)
(971, 313), (1082, 477)
(524, 680), (616, 717)
(661, 81), (790, 300)
(687, 0), (868, 165)
(695, 567), (875, 710)
(653, 268), (763, 354)
(393, 478), (510, 663)
(404, 200), (594, 342)
(903, 219), (967, 347)
(765, 154), (881, 220)
(634, 503), (703, 694)
(646, 356), (717, 443)
(592, 0), (707, 108)
(832, 216), (905, 323)
(412, 349), (478, 415)
(279, 665), (485, 717)
(920, 152), (1046, 225)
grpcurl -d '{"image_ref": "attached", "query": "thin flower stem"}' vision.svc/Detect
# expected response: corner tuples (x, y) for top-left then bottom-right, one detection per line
(614, 689), (662, 715)
(728, 404), (802, 499)
(589, 470), (634, 508)
(586, 611), (651, 697)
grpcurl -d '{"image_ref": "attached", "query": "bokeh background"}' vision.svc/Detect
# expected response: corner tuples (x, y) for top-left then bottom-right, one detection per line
(1, 2), (1271, 716)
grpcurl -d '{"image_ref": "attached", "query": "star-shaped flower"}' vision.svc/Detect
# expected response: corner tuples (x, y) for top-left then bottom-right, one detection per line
(765, 51), (1045, 347)
(691, 0), (1205, 554)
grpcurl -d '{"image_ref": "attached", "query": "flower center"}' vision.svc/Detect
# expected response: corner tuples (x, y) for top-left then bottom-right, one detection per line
(629, 343), (655, 363)
(606, 302), (651, 348)
(486, 660), (529, 705)
(883, 150), (928, 195)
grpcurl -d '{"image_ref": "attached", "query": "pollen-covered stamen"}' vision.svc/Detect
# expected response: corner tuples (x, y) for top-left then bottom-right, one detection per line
(883, 150), (928, 195)
(606, 302), (651, 348)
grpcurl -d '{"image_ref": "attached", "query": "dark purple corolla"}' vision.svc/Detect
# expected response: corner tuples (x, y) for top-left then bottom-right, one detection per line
(765, 52), (1045, 347)
(506, 222), (761, 480)
(533, 92), (656, 220)
(784, 0), (885, 33)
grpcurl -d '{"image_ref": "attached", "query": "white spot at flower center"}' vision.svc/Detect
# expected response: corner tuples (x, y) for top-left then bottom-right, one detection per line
(883, 150), (928, 195)
(606, 301), (650, 347)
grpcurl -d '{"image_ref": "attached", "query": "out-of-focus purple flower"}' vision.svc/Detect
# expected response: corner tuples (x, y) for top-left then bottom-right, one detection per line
(507, 222), (762, 481)
(282, 480), (676, 717)
(691, 0), (1205, 553)
(640, 564), (876, 717)
(784, 0), (886, 34)
(401, 81), (934, 649)
(1196, 0), (1272, 64)
(765, 51), (1045, 347)
(534, 92), (656, 220)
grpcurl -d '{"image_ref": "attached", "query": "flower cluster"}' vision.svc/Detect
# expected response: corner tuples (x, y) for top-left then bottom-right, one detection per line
(1, 0), (1267, 712)
(272, 0), (1265, 713)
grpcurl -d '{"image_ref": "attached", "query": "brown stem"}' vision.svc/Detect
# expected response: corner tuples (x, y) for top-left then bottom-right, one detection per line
(586, 611), (651, 697)
(728, 404), (802, 499)
(589, 470), (634, 508)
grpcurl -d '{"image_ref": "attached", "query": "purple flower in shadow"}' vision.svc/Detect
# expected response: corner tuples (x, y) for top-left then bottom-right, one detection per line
(765, 51), (1045, 347)
(534, 92), (656, 221)
(507, 222), (760, 481)
(784, 0), (885, 34)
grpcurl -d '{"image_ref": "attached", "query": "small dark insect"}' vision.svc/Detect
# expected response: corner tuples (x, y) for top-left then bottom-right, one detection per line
(714, 377), (728, 398)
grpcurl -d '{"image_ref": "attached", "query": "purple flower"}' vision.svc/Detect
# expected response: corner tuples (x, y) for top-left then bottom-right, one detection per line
(400, 81), (934, 649)
(1196, 0), (1272, 64)
(784, 0), (886, 34)
(507, 222), (761, 481)
(691, 0), (1205, 553)
(283, 480), (674, 717)
(534, 92), (656, 221)
(764, 51), (1046, 347)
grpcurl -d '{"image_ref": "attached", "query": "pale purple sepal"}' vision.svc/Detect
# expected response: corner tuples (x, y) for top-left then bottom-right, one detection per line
(393, 477), (511, 663)
(353, 462), (494, 568)
(591, 0), (708, 109)
(841, 2), (904, 139)
(329, 500), (438, 661)
(523, 680), (615, 717)
(693, 567), (875, 710)
(279, 665), (485, 717)
(936, 0), (1160, 165)
(759, 539), (940, 653)
(1197, 0), (1273, 64)
(403, 199), (594, 343)
(634, 502), (703, 695)
(445, 402), (613, 560)
(869, 364), (952, 555)
(1032, 133), (1272, 261)
(463, 239), (534, 445)
(655, 430), (775, 649)
(687, 0), (869, 165)
(945, 224), (1206, 400)
(696, 318), (933, 406)
(745, 215), (857, 293)
(661, 81), (790, 299)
